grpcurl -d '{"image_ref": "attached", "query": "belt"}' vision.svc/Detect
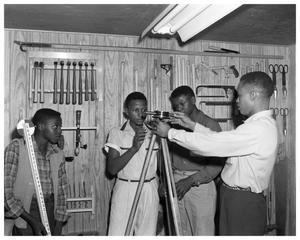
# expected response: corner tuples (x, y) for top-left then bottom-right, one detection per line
(221, 180), (253, 192)
(117, 176), (156, 183)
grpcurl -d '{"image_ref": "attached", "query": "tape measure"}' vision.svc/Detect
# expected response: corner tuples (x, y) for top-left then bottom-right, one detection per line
(17, 120), (51, 236)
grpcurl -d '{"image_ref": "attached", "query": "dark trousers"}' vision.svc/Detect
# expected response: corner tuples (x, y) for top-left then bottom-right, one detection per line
(12, 194), (55, 235)
(219, 184), (267, 235)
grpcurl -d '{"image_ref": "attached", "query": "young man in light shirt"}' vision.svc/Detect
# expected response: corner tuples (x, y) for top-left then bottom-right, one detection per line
(105, 92), (159, 235)
(153, 71), (278, 235)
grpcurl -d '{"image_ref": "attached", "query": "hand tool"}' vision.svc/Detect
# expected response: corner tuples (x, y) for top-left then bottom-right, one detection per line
(33, 61), (39, 103)
(154, 59), (158, 80)
(280, 108), (289, 136)
(90, 62), (96, 101)
(196, 85), (235, 98)
(84, 62), (89, 101)
(78, 61), (83, 105)
(268, 64), (279, 100)
(208, 45), (240, 54)
(199, 62), (218, 75)
(199, 101), (233, 106)
(75, 110), (81, 156)
(255, 62), (260, 71)
(39, 62), (45, 103)
(72, 62), (77, 105)
(270, 107), (279, 120)
(17, 120), (51, 235)
(66, 61), (71, 105)
(53, 61), (58, 104)
(279, 64), (288, 97)
(59, 61), (64, 104)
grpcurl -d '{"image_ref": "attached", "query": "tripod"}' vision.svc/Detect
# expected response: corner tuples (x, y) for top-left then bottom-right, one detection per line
(124, 133), (182, 236)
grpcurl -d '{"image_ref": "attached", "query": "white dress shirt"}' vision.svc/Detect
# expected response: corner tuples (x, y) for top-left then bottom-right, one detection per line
(168, 110), (278, 193)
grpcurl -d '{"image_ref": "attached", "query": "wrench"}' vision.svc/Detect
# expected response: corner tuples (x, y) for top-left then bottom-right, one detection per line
(78, 61), (83, 105)
(33, 61), (39, 103)
(66, 61), (71, 105)
(280, 108), (289, 136)
(72, 62), (77, 105)
(53, 61), (58, 104)
(84, 62), (89, 101)
(59, 61), (64, 104)
(39, 62), (44, 103)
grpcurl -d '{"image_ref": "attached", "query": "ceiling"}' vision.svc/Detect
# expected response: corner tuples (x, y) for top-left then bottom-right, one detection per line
(4, 4), (295, 45)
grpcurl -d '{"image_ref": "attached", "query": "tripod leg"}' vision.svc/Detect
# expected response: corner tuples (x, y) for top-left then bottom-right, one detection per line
(125, 134), (157, 235)
(161, 138), (182, 235)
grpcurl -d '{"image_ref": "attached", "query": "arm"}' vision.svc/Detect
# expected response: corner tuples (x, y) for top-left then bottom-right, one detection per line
(54, 160), (69, 235)
(106, 128), (146, 176)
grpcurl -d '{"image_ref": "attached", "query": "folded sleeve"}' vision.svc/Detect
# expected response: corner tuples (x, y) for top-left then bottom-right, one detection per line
(104, 128), (121, 153)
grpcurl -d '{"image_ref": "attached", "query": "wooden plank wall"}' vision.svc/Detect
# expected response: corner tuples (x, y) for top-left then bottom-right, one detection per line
(4, 29), (295, 235)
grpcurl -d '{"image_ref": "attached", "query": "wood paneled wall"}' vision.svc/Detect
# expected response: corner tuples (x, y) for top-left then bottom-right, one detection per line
(4, 29), (295, 235)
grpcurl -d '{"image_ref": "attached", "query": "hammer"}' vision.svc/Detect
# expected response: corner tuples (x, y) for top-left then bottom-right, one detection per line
(53, 61), (58, 104)
(78, 61), (83, 105)
(66, 61), (71, 105)
(84, 62), (89, 101)
(59, 61), (64, 104)
(72, 62), (77, 105)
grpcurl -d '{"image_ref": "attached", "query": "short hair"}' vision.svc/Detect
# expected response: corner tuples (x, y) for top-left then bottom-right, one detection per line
(124, 92), (147, 108)
(31, 108), (61, 126)
(170, 85), (195, 99)
(239, 71), (274, 98)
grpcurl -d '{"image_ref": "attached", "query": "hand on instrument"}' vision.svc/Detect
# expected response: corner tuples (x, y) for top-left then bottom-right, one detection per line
(131, 128), (146, 152)
(176, 177), (194, 200)
(53, 220), (63, 236)
(158, 182), (167, 198)
(152, 120), (171, 138)
(30, 219), (47, 235)
(170, 112), (196, 131)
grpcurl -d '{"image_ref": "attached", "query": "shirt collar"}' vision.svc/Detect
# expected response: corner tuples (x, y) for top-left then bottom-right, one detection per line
(244, 109), (273, 123)
(123, 121), (149, 135)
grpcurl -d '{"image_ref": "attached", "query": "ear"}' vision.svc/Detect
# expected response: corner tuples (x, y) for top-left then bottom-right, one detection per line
(124, 108), (129, 119)
(249, 90), (258, 101)
(191, 96), (196, 105)
(36, 122), (44, 132)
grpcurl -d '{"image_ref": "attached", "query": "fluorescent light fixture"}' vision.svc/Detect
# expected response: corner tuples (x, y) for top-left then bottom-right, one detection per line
(141, 4), (242, 42)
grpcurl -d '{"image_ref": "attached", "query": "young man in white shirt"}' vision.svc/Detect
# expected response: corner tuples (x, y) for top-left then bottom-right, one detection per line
(153, 72), (278, 235)
(105, 92), (159, 235)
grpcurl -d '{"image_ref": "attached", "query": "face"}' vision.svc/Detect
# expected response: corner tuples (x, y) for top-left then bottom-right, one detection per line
(39, 116), (62, 144)
(171, 94), (195, 115)
(125, 99), (147, 127)
(236, 83), (254, 116)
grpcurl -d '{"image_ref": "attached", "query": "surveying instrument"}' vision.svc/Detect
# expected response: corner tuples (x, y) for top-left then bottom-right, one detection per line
(125, 111), (182, 236)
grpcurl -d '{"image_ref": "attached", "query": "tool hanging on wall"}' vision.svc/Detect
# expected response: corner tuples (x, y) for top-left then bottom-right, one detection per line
(39, 62), (45, 103)
(268, 64), (278, 101)
(90, 62), (96, 101)
(196, 85), (235, 98)
(53, 61), (58, 104)
(33, 61), (39, 103)
(66, 61), (71, 105)
(59, 61), (64, 104)
(279, 64), (288, 97)
(78, 61), (83, 105)
(270, 107), (279, 120)
(84, 62), (89, 101)
(74, 110), (87, 156)
(280, 107), (289, 136)
(72, 62), (77, 105)
(16, 120), (51, 235)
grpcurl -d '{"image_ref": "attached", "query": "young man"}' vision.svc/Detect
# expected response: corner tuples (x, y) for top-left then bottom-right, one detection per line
(168, 86), (225, 235)
(105, 92), (159, 235)
(4, 108), (69, 235)
(153, 72), (278, 235)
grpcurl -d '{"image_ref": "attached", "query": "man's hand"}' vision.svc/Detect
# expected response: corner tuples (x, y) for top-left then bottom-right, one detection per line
(30, 219), (48, 235)
(131, 128), (146, 152)
(176, 177), (194, 200)
(152, 120), (171, 138)
(170, 112), (196, 131)
(53, 220), (63, 236)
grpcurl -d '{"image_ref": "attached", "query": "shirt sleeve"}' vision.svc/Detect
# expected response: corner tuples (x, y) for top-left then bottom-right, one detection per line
(55, 158), (69, 222)
(104, 128), (121, 153)
(168, 122), (260, 157)
(4, 140), (25, 218)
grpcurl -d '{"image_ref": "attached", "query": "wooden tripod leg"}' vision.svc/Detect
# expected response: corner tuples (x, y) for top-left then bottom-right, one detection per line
(161, 138), (182, 235)
(125, 134), (157, 236)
